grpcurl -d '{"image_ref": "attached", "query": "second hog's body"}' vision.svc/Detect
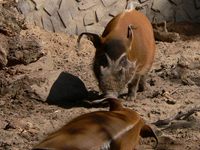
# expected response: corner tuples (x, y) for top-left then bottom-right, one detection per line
(77, 9), (155, 100)
(33, 98), (157, 150)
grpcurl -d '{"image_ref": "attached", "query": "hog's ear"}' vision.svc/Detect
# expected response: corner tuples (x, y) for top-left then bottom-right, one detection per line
(77, 32), (102, 49)
(127, 24), (136, 49)
(140, 124), (158, 148)
(127, 24), (133, 39)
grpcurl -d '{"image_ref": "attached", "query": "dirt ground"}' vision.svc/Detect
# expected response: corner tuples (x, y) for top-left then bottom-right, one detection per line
(0, 22), (200, 150)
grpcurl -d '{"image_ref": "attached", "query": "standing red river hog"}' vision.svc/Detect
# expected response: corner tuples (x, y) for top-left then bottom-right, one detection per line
(32, 98), (158, 150)
(77, 9), (155, 100)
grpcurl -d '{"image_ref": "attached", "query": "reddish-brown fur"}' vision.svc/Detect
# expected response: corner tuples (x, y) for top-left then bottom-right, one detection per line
(77, 9), (155, 100)
(32, 98), (157, 150)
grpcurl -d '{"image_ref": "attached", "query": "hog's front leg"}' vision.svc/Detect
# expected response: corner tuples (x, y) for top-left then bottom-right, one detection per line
(127, 74), (141, 101)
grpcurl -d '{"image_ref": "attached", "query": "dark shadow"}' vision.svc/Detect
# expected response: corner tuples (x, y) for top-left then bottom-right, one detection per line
(46, 71), (105, 108)
(167, 22), (200, 37)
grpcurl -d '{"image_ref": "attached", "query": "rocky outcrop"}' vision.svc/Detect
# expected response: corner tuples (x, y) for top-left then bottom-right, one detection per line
(16, 0), (200, 35)
(0, 1), (44, 68)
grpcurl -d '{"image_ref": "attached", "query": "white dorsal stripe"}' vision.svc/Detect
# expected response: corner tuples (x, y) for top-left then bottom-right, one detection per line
(99, 116), (140, 149)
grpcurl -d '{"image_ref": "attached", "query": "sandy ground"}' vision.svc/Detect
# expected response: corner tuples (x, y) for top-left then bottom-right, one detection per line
(0, 25), (200, 150)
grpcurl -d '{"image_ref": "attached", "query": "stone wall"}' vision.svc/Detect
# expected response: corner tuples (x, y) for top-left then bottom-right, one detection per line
(17, 0), (200, 35)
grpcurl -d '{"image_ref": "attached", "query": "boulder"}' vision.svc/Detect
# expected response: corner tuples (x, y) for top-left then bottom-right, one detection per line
(7, 34), (43, 66)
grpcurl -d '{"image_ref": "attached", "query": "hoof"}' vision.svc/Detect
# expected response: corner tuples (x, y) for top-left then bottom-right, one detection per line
(126, 95), (136, 101)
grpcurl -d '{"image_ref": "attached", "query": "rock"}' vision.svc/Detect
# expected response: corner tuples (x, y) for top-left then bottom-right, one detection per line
(58, 8), (72, 28)
(0, 119), (7, 129)
(46, 72), (88, 106)
(175, 7), (190, 22)
(109, 8), (120, 17)
(50, 13), (65, 32)
(43, 0), (60, 16)
(17, 0), (34, 15)
(59, 0), (76, 14)
(76, 22), (86, 35)
(154, 29), (180, 42)
(42, 13), (54, 32)
(78, 1), (96, 10)
(152, 0), (163, 11)
(169, 0), (183, 5)
(31, 11), (43, 28)
(86, 24), (104, 34)
(126, 0), (140, 9)
(151, 11), (166, 23)
(0, 5), (26, 36)
(166, 98), (176, 104)
(0, 35), (8, 68)
(99, 15), (113, 27)
(101, 0), (118, 7)
(65, 20), (77, 35)
(32, 0), (46, 10)
(30, 71), (60, 101)
(182, 0), (197, 20)
(95, 7), (105, 22)
(195, 0), (200, 8)
(152, 0), (174, 21)
(84, 12), (96, 26)
(25, 12), (35, 25)
(139, 0), (149, 3)
(7, 34), (43, 65)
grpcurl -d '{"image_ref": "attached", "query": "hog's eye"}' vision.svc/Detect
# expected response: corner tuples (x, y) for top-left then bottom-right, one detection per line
(119, 56), (127, 67)
(99, 54), (108, 67)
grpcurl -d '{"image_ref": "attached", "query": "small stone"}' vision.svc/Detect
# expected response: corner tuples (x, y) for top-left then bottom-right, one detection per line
(166, 99), (176, 104)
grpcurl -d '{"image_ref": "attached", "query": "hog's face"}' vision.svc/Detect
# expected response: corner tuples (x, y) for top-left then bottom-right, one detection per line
(99, 53), (137, 98)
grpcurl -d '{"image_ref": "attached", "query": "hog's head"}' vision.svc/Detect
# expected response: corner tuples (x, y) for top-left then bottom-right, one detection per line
(77, 25), (137, 98)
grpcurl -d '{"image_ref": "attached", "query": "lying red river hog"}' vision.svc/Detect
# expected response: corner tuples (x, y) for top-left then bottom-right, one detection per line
(77, 9), (155, 100)
(32, 98), (158, 150)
